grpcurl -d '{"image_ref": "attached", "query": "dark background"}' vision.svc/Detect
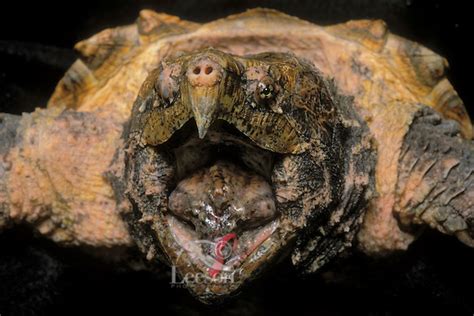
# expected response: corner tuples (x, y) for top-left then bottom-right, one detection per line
(0, 0), (473, 315)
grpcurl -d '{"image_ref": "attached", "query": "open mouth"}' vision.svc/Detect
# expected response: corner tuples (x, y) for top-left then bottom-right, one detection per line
(159, 119), (282, 278)
(123, 48), (369, 302)
(123, 49), (326, 298)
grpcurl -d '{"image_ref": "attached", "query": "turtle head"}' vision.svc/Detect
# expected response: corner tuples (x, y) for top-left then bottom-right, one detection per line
(133, 48), (318, 155)
(122, 49), (374, 303)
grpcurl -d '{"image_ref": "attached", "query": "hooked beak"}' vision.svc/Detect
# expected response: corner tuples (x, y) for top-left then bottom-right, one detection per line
(185, 57), (224, 139)
(188, 86), (219, 139)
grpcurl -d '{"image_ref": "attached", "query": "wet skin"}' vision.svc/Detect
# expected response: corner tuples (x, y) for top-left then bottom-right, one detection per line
(121, 48), (374, 302)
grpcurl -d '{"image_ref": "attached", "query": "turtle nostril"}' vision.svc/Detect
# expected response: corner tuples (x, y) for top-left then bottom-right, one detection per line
(205, 66), (213, 75)
(187, 59), (222, 87)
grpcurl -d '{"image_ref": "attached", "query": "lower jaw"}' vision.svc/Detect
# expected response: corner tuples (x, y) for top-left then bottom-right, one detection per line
(166, 214), (280, 277)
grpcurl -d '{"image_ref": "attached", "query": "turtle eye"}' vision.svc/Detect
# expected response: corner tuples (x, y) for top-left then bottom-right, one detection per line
(255, 79), (276, 104)
(156, 76), (178, 107)
(155, 64), (181, 107)
(258, 82), (274, 99)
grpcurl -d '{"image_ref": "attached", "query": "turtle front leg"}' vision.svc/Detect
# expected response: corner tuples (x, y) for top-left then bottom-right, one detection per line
(0, 108), (132, 249)
(395, 107), (473, 246)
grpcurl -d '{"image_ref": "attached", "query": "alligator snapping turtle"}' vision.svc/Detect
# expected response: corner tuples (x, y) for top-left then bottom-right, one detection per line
(0, 8), (472, 303)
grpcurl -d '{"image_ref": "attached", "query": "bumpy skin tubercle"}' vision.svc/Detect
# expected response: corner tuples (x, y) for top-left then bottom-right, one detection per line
(0, 8), (473, 305)
(0, 108), (132, 248)
(122, 49), (375, 302)
(396, 107), (474, 246)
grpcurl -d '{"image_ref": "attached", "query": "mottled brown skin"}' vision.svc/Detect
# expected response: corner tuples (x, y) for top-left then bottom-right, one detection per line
(397, 108), (473, 246)
(119, 49), (373, 301)
(0, 109), (131, 248)
(45, 8), (473, 255)
(0, 8), (473, 303)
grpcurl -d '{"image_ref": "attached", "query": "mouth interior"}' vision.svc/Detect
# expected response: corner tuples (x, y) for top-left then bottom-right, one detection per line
(166, 214), (279, 274)
(164, 119), (276, 182)
(160, 119), (280, 275)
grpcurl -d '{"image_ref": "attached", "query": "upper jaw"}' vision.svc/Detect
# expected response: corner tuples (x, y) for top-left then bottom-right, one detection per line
(138, 48), (309, 154)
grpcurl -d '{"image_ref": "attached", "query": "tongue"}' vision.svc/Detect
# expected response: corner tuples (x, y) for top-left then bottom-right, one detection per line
(168, 160), (277, 238)
(167, 161), (278, 275)
(209, 233), (238, 278)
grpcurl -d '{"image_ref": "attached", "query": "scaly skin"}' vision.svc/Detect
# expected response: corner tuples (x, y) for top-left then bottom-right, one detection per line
(0, 9), (473, 303)
(397, 108), (473, 246)
(45, 8), (473, 256)
(0, 108), (131, 248)
(358, 105), (474, 254)
(118, 49), (375, 302)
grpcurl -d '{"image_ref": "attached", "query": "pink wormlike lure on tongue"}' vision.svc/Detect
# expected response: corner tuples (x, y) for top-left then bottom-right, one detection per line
(208, 233), (238, 278)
